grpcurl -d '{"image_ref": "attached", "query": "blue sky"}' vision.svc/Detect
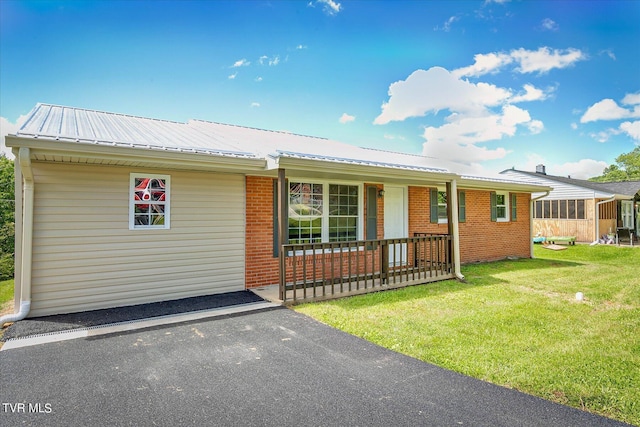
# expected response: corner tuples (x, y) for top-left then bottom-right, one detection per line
(1, 0), (639, 178)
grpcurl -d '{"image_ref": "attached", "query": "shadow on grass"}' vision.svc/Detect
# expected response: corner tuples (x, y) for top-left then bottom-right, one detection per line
(319, 257), (584, 308)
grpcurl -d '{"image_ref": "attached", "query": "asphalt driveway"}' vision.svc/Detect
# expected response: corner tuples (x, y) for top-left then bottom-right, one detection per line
(0, 307), (630, 426)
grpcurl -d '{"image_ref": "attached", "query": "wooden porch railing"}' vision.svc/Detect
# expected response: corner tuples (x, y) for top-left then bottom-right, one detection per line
(279, 234), (453, 303)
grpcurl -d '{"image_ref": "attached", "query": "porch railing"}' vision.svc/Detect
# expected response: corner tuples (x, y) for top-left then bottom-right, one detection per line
(279, 234), (453, 303)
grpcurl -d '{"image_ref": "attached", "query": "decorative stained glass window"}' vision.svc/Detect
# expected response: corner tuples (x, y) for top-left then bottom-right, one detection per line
(130, 174), (170, 229)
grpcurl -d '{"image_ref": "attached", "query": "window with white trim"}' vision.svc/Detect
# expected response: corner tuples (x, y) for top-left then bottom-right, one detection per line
(437, 190), (448, 223)
(130, 174), (170, 229)
(490, 191), (510, 222)
(495, 192), (508, 221)
(288, 181), (360, 244)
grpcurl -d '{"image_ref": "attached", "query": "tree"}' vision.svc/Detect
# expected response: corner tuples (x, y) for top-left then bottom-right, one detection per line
(590, 146), (640, 182)
(0, 154), (15, 280)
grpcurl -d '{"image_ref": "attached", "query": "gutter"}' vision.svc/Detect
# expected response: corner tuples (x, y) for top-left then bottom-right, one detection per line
(1, 148), (33, 326)
(530, 190), (550, 258)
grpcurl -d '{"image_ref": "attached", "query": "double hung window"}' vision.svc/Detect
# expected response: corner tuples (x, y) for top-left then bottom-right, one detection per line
(288, 182), (360, 244)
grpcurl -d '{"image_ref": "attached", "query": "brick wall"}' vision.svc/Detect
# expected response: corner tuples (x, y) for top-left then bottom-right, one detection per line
(245, 178), (385, 288)
(247, 179), (533, 288)
(408, 187), (531, 263)
(245, 176), (279, 288)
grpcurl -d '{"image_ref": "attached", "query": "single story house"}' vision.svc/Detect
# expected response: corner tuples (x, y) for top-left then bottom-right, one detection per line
(3, 103), (550, 320)
(501, 165), (640, 243)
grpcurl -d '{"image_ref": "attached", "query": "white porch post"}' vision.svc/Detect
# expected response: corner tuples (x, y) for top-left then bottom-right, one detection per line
(446, 179), (464, 280)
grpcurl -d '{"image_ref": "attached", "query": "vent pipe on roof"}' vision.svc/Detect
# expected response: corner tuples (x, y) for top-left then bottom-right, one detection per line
(536, 164), (546, 175)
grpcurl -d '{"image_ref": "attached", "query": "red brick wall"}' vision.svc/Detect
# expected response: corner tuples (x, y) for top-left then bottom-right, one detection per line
(408, 187), (531, 263)
(459, 190), (531, 263)
(245, 176), (279, 288)
(246, 179), (532, 288)
(245, 178), (385, 288)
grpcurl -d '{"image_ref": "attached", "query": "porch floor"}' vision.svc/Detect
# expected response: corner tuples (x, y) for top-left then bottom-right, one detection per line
(250, 271), (457, 306)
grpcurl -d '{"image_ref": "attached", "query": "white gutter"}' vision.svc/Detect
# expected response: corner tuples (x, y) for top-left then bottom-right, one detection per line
(530, 190), (550, 258)
(1, 148), (33, 326)
(448, 179), (464, 280)
(595, 196), (616, 241)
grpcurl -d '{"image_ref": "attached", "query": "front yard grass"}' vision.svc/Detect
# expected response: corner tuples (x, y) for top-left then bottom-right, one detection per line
(0, 279), (13, 315)
(294, 245), (640, 425)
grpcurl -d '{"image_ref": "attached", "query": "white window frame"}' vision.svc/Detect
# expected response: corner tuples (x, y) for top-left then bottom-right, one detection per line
(437, 187), (448, 224)
(621, 200), (633, 229)
(287, 179), (364, 244)
(495, 191), (509, 222)
(129, 173), (171, 230)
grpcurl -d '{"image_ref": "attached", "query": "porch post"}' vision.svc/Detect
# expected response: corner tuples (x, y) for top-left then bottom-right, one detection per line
(446, 180), (464, 280)
(277, 168), (287, 300)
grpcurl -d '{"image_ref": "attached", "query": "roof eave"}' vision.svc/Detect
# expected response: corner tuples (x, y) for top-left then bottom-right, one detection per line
(6, 135), (267, 172)
(272, 156), (459, 185)
(457, 177), (552, 193)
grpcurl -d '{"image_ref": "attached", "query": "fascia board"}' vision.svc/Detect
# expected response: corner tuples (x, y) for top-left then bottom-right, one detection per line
(457, 177), (552, 193)
(6, 136), (267, 171)
(274, 156), (459, 184)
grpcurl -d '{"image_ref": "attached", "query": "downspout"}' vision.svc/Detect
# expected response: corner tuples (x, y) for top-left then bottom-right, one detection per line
(530, 191), (550, 258)
(448, 179), (464, 280)
(1, 147), (33, 326)
(595, 196), (616, 242)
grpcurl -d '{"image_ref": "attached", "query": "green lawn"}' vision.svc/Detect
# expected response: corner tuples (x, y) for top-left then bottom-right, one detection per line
(0, 279), (13, 313)
(294, 245), (640, 425)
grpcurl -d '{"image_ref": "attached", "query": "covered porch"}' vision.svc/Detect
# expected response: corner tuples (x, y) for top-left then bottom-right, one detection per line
(263, 159), (463, 304)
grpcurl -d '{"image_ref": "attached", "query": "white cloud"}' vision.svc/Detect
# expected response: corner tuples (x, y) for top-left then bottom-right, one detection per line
(373, 66), (550, 166)
(510, 47), (586, 74)
(570, 122), (578, 130)
(250, 102), (260, 108)
(309, 0), (341, 15)
(521, 153), (547, 172)
(423, 105), (532, 148)
(510, 84), (548, 103)
(453, 52), (513, 78)
(622, 92), (640, 105)
(228, 72), (237, 80)
(600, 49), (616, 61)
(1, 115), (28, 159)
(255, 76), (263, 82)
(259, 55), (280, 66)
(296, 44), (307, 50)
(374, 67), (511, 125)
(549, 159), (608, 180)
(580, 97), (640, 123)
(540, 18), (558, 31)
(527, 119), (544, 134)
(434, 16), (459, 32)
(619, 120), (640, 141)
(339, 113), (355, 124)
(383, 134), (406, 141)
(453, 47), (585, 78)
(232, 58), (250, 68)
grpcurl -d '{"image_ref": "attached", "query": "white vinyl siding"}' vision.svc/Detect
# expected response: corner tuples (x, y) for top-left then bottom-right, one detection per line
(29, 163), (245, 316)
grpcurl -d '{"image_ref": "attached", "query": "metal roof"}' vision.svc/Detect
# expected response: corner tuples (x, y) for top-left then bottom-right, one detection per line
(8, 103), (551, 192)
(502, 169), (639, 198)
(275, 150), (450, 173)
(16, 104), (257, 159)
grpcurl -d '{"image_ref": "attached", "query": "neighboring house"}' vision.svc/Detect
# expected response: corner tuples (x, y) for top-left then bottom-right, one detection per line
(3, 104), (549, 318)
(501, 165), (640, 243)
